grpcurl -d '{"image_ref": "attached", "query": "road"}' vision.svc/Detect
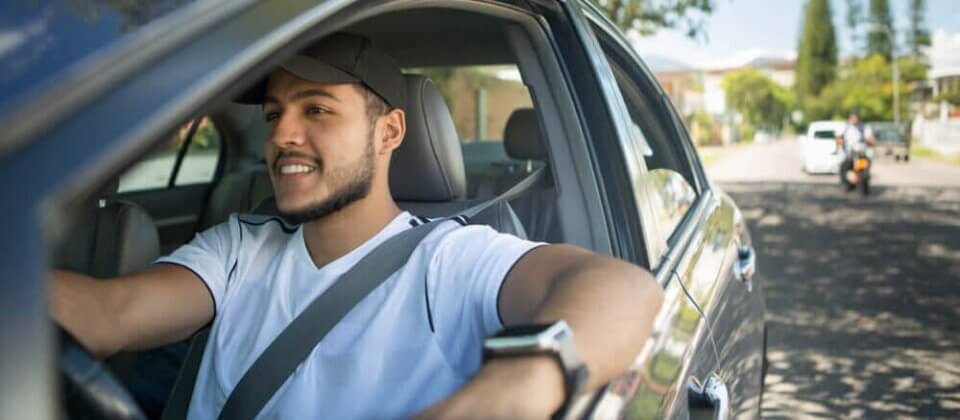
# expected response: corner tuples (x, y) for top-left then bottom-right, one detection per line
(707, 138), (960, 186)
(703, 140), (960, 418)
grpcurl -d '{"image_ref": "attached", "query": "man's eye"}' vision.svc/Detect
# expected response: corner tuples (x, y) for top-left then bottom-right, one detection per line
(264, 112), (280, 122)
(307, 106), (328, 115)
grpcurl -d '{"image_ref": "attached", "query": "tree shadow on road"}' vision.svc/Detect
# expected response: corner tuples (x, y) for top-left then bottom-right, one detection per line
(722, 182), (960, 419)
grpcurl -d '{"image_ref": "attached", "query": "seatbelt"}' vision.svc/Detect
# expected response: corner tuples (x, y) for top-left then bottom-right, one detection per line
(162, 167), (546, 420)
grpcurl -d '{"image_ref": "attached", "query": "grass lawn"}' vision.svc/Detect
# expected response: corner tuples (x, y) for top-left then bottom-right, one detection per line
(912, 145), (960, 166)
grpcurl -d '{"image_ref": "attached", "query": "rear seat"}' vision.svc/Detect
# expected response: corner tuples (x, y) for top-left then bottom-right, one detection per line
(500, 108), (561, 243)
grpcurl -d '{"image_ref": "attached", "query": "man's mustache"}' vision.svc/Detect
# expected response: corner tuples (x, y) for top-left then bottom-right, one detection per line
(273, 151), (323, 172)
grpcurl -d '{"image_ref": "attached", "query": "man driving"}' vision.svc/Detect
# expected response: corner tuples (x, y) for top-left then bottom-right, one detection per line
(50, 33), (663, 419)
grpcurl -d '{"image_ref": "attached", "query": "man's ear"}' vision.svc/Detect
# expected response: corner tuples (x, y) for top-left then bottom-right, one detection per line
(378, 108), (405, 155)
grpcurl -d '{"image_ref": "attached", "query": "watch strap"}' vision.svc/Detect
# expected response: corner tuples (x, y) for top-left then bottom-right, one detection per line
(553, 363), (589, 420)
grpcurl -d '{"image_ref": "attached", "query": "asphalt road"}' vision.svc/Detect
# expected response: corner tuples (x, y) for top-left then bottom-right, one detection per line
(708, 139), (960, 187)
(703, 140), (960, 418)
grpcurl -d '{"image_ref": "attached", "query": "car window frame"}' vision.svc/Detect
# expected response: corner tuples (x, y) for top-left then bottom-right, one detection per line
(116, 116), (225, 194)
(582, 7), (715, 272)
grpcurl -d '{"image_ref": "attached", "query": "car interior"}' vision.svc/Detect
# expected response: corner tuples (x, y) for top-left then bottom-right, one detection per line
(48, 5), (595, 417)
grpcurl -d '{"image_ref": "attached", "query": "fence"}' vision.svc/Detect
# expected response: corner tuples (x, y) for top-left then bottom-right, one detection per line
(914, 117), (960, 155)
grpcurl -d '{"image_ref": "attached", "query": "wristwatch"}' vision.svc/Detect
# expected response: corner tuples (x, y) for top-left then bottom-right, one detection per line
(482, 320), (590, 420)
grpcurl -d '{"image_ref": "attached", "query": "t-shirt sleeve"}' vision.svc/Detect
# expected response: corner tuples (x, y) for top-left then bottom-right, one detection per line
(154, 214), (240, 316)
(427, 225), (546, 374)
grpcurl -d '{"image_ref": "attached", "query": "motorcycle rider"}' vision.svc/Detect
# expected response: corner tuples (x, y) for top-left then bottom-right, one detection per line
(836, 111), (877, 189)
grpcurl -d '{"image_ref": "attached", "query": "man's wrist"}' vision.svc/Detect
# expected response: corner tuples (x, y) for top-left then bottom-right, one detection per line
(475, 355), (565, 416)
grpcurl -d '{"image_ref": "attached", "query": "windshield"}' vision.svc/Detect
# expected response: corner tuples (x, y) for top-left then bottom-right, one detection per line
(812, 130), (835, 140)
(0, 0), (197, 116)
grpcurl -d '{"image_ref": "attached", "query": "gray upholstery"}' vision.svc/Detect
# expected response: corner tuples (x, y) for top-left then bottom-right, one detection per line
(504, 108), (547, 161)
(389, 75), (467, 202)
(201, 166), (273, 229)
(54, 182), (160, 278)
(501, 108), (560, 243)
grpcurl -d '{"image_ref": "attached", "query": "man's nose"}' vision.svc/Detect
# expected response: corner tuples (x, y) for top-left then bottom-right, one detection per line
(270, 113), (306, 148)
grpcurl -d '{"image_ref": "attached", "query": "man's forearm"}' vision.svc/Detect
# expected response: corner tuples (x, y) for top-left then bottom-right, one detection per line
(50, 270), (130, 357)
(529, 253), (663, 390)
(422, 247), (664, 418)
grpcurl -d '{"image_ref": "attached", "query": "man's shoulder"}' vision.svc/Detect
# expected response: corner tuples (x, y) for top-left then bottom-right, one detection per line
(209, 213), (299, 246)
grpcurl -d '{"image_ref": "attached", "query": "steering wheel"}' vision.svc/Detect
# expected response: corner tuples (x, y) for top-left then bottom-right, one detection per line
(58, 325), (146, 420)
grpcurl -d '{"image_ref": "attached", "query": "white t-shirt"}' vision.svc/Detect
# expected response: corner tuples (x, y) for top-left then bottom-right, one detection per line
(842, 123), (873, 154)
(156, 211), (543, 419)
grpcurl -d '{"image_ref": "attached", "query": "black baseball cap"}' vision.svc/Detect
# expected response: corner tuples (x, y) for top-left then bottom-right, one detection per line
(236, 32), (405, 109)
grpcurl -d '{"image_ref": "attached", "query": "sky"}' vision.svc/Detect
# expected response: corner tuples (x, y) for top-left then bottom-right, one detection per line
(630, 0), (960, 70)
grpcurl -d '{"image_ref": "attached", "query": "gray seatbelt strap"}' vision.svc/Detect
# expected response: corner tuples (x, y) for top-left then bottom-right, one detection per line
(163, 166), (547, 420)
(462, 166), (545, 219)
(161, 328), (210, 420)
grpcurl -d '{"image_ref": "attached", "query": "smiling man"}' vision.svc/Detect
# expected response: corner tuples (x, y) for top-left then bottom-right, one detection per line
(50, 33), (663, 419)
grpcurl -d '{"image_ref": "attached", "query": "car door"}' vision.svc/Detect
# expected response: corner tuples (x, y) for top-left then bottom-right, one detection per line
(541, 2), (722, 418)
(663, 95), (767, 419)
(576, 4), (765, 417)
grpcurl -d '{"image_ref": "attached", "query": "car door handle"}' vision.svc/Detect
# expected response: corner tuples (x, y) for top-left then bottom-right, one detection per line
(735, 245), (756, 287)
(688, 373), (730, 420)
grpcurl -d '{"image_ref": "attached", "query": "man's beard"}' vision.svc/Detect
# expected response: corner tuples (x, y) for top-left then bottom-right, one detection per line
(277, 135), (375, 225)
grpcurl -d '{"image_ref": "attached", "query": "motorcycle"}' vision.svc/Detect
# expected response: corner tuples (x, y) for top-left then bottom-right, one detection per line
(843, 148), (871, 195)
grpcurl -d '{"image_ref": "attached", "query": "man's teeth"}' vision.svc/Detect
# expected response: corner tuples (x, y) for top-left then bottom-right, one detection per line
(280, 164), (316, 175)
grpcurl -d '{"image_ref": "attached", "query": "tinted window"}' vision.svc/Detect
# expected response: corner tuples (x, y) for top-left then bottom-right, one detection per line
(813, 130), (836, 139)
(118, 116), (220, 193)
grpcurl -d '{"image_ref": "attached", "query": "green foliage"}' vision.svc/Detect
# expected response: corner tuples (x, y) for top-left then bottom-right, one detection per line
(795, 0), (838, 104)
(807, 54), (920, 122)
(589, 0), (714, 38)
(936, 90), (960, 106)
(688, 111), (721, 145)
(867, 0), (894, 61)
(723, 69), (794, 132)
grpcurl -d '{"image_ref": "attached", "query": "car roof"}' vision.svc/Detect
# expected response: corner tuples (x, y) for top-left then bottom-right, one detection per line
(0, 1), (203, 118)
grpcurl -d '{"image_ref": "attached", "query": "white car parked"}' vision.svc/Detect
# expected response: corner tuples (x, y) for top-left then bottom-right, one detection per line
(801, 120), (846, 174)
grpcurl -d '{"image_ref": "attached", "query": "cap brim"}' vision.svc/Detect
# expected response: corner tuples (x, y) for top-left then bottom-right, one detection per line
(233, 55), (360, 105)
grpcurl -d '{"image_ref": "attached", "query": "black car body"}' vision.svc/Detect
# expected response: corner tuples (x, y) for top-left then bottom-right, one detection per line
(0, 1), (766, 418)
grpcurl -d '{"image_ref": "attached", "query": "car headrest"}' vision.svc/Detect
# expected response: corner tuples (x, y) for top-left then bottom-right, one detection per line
(388, 74), (466, 202)
(54, 180), (160, 278)
(503, 108), (546, 161)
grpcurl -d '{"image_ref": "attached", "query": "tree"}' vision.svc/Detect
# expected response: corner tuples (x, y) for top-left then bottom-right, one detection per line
(810, 54), (926, 122)
(845, 0), (865, 52)
(590, 0), (714, 38)
(866, 0), (895, 60)
(905, 0), (931, 58)
(795, 0), (838, 105)
(723, 69), (793, 132)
